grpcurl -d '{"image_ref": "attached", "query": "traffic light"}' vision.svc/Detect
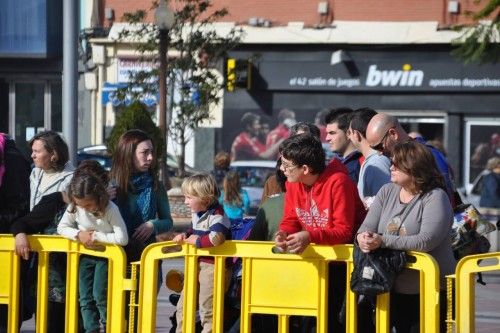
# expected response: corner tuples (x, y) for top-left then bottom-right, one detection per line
(226, 58), (252, 91)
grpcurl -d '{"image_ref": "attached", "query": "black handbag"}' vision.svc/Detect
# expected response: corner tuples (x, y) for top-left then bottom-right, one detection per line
(350, 194), (420, 296)
(350, 244), (407, 296)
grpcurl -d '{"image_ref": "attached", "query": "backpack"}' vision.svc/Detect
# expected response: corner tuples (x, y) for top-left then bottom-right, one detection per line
(451, 203), (496, 284)
(226, 217), (255, 300)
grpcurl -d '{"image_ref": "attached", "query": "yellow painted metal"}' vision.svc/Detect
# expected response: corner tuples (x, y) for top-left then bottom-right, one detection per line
(136, 241), (440, 333)
(455, 252), (500, 333)
(278, 314), (290, 333)
(0, 236), (21, 333)
(212, 256), (226, 333)
(406, 251), (440, 333)
(445, 274), (455, 333)
(35, 251), (49, 333)
(128, 262), (139, 333)
(375, 293), (390, 333)
(0, 234), (128, 333)
(65, 240), (80, 333)
(1, 235), (444, 333)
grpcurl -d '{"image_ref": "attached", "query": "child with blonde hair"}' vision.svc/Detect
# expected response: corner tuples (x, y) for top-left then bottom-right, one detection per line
(173, 173), (231, 333)
(57, 162), (128, 333)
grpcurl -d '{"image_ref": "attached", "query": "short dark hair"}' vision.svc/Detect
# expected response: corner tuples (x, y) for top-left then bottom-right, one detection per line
(279, 133), (325, 175)
(275, 157), (287, 192)
(324, 107), (353, 132)
(350, 108), (378, 138)
(241, 112), (260, 129)
(290, 122), (321, 139)
(29, 131), (69, 171)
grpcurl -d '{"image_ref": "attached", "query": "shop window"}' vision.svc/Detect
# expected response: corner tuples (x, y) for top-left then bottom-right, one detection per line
(464, 119), (500, 189)
(51, 82), (62, 132)
(14, 83), (45, 158)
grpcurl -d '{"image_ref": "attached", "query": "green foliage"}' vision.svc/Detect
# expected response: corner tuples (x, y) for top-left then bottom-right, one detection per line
(106, 101), (164, 161)
(116, 0), (242, 176)
(452, 0), (500, 64)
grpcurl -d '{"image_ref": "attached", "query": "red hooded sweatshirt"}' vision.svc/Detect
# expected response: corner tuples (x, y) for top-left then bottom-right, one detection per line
(279, 159), (366, 245)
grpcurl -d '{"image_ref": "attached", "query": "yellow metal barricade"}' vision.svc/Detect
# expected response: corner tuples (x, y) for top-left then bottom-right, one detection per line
(0, 235), (21, 333)
(0, 234), (129, 333)
(137, 241), (441, 333)
(451, 251), (500, 333)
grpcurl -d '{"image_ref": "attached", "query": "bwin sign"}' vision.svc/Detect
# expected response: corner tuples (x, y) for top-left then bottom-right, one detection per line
(366, 64), (424, 87)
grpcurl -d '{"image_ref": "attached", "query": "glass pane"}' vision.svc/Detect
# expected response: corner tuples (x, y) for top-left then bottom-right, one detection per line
(51, 82), (62, 132)
(469, 124), (500, 184)
(15, 83), (45, 158)
(0, 0), (47, 56)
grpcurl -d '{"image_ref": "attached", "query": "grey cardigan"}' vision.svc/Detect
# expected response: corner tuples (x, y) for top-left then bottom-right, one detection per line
(30, 162), (74, 210)
(357, 183), (456, 294)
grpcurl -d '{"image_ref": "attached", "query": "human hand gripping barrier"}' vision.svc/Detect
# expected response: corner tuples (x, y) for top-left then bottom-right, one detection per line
(137, 241), (441, 333)
(0, 234), (128, 333)
(0, 235), (441, 333)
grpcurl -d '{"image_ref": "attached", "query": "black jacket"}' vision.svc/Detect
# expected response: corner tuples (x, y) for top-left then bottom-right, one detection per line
(10, 192), (66, 235)
(0, 138), (30, 233)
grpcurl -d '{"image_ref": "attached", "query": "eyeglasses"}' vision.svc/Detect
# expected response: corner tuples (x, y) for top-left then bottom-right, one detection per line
(370, 129), (391, 152)
(281, 162), (299, 172)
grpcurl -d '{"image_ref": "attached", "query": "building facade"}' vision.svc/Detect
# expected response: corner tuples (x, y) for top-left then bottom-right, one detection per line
(92, 0), (499, 187)
(0, 0), (63, 157)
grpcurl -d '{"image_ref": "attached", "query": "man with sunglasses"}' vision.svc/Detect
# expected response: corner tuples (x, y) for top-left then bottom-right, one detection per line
(366, 113), (456, 205)
(274, 133), (366, 333)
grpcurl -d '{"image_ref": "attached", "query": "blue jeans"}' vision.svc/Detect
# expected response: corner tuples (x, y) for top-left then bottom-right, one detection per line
(79, 255), (108, 333)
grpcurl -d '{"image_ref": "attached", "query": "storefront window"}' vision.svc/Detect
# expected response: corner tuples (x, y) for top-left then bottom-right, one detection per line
(51, 82), (62, 132)
(465, 119), (500, 189)
(15, 83), (45, 158)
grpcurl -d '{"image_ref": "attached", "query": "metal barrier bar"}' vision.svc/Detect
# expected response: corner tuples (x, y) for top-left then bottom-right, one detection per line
(445, 275), (455, 333)
(0, 234), (128, 333)
(408, 251), (441, 333)
(454, 252), (500, 333)
(1, 235), (442, 333)
(137, 241), (440, 333)
(128, 262), (140, 333)
(0, 236), (21, 333)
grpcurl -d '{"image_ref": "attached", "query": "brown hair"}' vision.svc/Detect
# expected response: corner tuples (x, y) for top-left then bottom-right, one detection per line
(391, 141), (445, 194)
(214, 151), (231, 170)
(223, 171), (242, 206)
(75, 160), (109, 186)
(181, 173), (219, 208)
(29, 131), (69, 171)
(68, 171), (109, 216)
(110, 129), (156, 195)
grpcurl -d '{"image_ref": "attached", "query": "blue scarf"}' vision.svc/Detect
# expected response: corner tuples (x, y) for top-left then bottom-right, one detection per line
(130, 172), (157, 223)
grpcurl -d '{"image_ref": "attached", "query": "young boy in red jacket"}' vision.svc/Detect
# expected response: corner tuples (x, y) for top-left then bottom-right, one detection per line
(274, 133), (366, 332)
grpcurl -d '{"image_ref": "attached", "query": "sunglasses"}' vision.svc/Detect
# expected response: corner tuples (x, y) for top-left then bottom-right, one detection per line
(370, 129), (391, 152)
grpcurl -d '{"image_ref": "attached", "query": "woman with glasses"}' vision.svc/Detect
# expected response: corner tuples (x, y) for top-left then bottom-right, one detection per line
(356, 141), (455, 333)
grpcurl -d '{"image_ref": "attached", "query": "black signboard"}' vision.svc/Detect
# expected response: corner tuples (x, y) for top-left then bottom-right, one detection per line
(258, 54), (500, 92)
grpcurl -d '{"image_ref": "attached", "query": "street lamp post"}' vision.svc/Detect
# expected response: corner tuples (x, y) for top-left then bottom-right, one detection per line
(155, 0), (175, 187)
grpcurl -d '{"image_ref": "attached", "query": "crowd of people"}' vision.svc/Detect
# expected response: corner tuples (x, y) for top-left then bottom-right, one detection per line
(243, 107), (460, 333)
(0, 106), (497, 333)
